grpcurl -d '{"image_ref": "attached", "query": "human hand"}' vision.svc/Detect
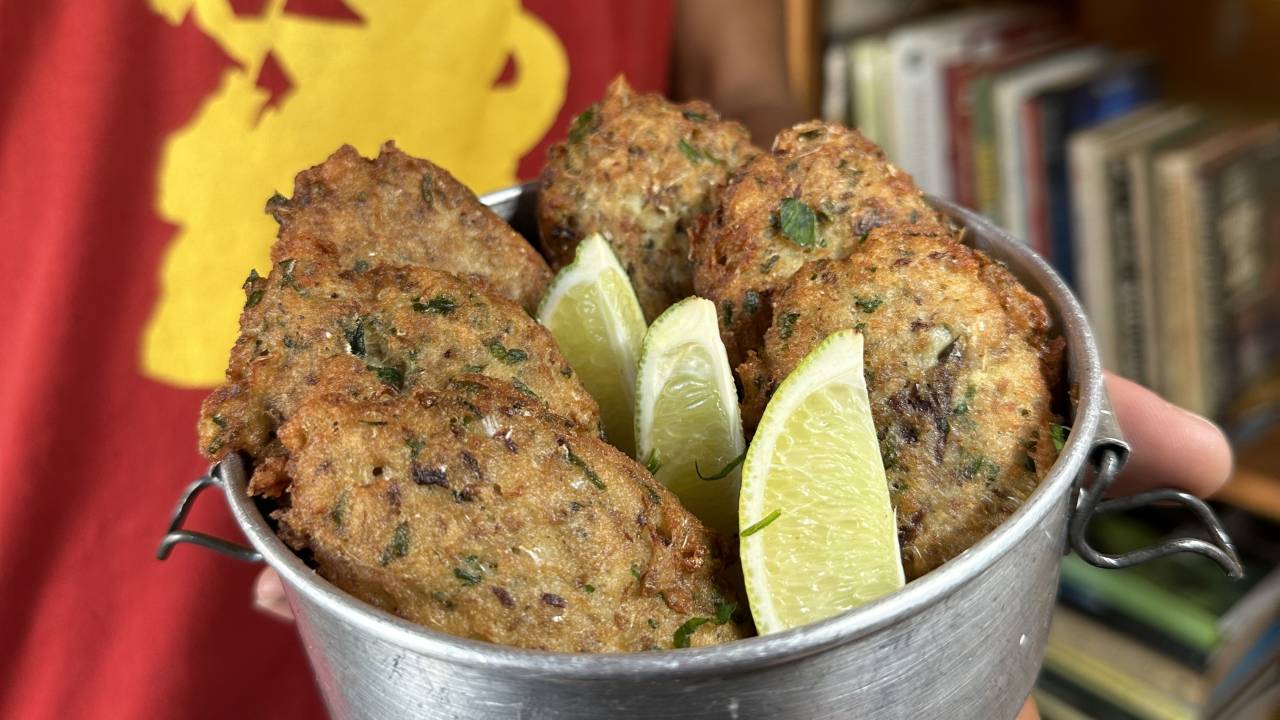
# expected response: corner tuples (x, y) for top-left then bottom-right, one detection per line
(1017, 371), (1233, 719)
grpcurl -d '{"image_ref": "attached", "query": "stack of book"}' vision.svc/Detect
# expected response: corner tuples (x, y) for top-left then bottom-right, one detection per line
(822, 4), (1280, 435)
(1037, 505), (1280, 719)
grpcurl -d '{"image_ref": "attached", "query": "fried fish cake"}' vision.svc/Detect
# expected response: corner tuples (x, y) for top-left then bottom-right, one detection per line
(538, 76), (757, 320)
(690, 121), (947, 364)
(198, 251), (600, 482)
(268, 142), (551, 313)
(738, 228), (1062, 578)
(274, 377), (746, 652)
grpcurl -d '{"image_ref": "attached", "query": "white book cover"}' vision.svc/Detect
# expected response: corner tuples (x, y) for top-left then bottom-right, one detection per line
(1067, 105), (1192, 372)
(821, 42), (850, 124)
(993, 46), (1109, 242)
(850, 35), (891, 152)
(884, 6), (1038, 197)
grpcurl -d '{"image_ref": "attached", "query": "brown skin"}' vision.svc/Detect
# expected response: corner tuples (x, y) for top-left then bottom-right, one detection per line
(270, 142), (552, 313)
(537, 76), (758, 321)
(671, 0), (804, 143)
(275, 376), (746, 652)
(739, 228), (1062, 579)
(198, 252), (600, 492)
(690, 121), (949, 366)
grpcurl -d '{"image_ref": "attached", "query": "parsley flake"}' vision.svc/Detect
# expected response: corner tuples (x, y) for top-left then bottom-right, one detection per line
(779, 198), (818, 247)
(740, 509), (781, 537)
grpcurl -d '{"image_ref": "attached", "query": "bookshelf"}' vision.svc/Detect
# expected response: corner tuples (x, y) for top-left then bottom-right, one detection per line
(811, 2), (1280, 715)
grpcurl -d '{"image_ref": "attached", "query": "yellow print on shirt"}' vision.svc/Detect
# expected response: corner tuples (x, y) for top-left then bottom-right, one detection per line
(142, 0), (567, 387)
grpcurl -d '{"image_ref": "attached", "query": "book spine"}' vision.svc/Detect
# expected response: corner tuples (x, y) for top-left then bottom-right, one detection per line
(1106, 156), (1148, 383)
(1155, 156), (1199, 410)
(972, 77), (1002, 221)
(946, 66), (978, 207)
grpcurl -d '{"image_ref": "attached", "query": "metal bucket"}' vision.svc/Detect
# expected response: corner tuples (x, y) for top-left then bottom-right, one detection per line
(159, 185), (1242, 719)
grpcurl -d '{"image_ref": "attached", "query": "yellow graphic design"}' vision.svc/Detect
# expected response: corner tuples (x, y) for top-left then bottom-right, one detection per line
(143, 0), (567, 387)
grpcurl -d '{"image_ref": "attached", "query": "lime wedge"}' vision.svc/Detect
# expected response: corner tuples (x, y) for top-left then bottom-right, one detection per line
(739, 330), (904, 634)
(634, 297), (745, 537)
(538, 233), (647, 455)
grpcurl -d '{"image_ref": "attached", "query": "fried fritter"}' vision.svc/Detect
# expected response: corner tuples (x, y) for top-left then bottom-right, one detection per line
(538, 76), (757, 320)
(690, 121), (947, 364)
(269, 142), (551, 313)
(274, 376), (746, 652)
(738, 228), (1062, 578)
(198, 250), (600, 489)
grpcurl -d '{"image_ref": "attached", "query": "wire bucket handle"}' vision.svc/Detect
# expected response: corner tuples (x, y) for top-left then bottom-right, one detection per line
(156, 463), (263, 564)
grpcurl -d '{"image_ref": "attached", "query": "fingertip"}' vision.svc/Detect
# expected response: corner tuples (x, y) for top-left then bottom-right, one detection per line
(1103, 373), (1234, 498)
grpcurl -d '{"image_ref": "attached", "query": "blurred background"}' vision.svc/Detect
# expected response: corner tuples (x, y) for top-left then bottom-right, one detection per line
(1, 1), (1275, 718)
(786, 0), (1280, 717)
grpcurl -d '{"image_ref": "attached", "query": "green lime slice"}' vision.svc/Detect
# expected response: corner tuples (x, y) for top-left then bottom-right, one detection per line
(739, 329), (904, 634)
(538, 233), (646, 454)
(634, 297), (745, 536)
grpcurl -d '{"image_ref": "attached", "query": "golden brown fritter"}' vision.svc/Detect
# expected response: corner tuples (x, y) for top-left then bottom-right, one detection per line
(738, 228), (1062, 579)
(690, 121), (948, 364)
(269, 142), (551, 313)
(538, 76), (757, 320)
(198, 249), (600, 487)
(275, 376), (746, 652)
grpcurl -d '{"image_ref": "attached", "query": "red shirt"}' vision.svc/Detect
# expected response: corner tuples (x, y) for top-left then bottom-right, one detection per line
(0, 2), (671, 717)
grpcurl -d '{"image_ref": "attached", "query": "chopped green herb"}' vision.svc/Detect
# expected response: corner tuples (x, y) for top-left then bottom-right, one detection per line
(242, 270), (264, 309)
(779, 198), (818, 247)
(854, 322), (868, 333)
(817, 199), (842, 222)
(454, 555), (484, 585)
(461, 363), (487, 374)
(630, 565), (645, 581)
(720, 300), (734, 325)
(267, 191), (288, 207)
(433, 591), (455, 610)
(449, 378), (487, 393)
(205, 438), (224, 456)
(1022, 452), (1037, 472)
(368, 365), (404, 390)
(420, 175), (434, 206)
(568, 106), (597, 143)
(778, 311), (800, 339)
(330, 490), (349, 527)
(798, 127), (825, 141)
(211, 414), (227, 428)
(696, 450), (745, 481)
(565, 445), (605, 489)
(714, 600), (737, 625)
(673, 617), (711, 648)
(486, 339), (528, 365)
(1050, 424), (1068, 452)
(511, 378), (539, 398)
(406, 438), (425, 460)
(647, 618), (660, 629)
(760, 254), (781, 273)
(278, 258), (300, 290)
(583, 584), (596, 593)
(855, 296), (883, 313)
(380, 522), (410, 566)
(743, 290), (761, 315)
(642, 448), (663, 475)
(741, 509), (782, 537)
(676, 138), (703, 163)
(412, 294), (457, 315)
(345, 320), (366, 358)
(681, 110), (707, 122)
(353, 259), (370, 272)
(359, 419), (388, 426)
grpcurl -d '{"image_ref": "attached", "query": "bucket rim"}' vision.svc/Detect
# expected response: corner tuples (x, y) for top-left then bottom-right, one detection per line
(220, 189), (1103, 679)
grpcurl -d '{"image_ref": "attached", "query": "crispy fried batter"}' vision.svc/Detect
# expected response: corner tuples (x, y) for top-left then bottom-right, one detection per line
(198, 250), (600, 484)
(538, 76), (757, 320)
(269, 142), (551, 312)
(275, 376), (746, 651)
(690, 121), (947, 364)
(739, 228), (1062, 578)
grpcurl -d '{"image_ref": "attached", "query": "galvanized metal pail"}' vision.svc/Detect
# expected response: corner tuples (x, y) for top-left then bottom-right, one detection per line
(159, 185), (1241, 719)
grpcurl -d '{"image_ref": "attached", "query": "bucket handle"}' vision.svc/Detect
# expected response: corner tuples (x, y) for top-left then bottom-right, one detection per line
(1067, 393), (1243, 578)
(156, 464), (263, 564)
